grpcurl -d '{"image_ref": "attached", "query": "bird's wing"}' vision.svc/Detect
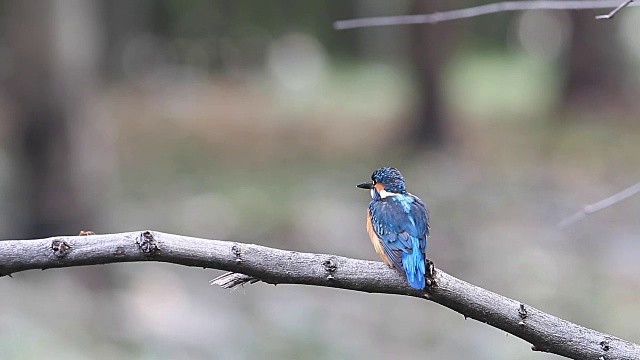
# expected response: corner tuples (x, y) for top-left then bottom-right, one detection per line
(408, 194), (430, 242)
(369, 195), (429, 269)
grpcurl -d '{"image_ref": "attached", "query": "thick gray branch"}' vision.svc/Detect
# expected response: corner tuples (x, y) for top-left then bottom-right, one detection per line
(1, 230), (638, 359)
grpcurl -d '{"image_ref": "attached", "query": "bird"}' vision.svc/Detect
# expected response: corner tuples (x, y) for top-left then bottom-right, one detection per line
(357, 167), (430, 289)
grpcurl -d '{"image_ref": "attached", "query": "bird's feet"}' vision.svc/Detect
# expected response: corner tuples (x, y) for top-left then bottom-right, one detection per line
(425, 258), (436, 287)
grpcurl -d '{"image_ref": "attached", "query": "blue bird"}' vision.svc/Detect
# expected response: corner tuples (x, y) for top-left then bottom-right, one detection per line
(357, 167), (430, 289)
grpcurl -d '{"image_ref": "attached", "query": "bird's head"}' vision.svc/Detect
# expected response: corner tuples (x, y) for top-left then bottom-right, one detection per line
(357, 167), (406, 199)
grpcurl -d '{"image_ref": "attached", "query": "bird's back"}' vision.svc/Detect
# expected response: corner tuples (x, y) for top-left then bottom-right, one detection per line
(368, 194), (429, 288)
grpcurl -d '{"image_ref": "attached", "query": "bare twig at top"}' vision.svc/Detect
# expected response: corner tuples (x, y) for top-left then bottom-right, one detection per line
(596, 0), (634, 19)
(333, 0), (638, 30)
(558, 181), (640, 230)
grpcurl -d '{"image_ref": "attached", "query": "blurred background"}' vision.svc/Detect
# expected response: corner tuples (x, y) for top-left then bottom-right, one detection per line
(1, 0), (640, 359)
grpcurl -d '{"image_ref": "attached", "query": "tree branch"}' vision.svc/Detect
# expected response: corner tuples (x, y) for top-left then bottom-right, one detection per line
(557, 181), (640, 230)
(1, 230), (639, 359)
(333, 0), (639, 30)
(596, 0), (634, 19)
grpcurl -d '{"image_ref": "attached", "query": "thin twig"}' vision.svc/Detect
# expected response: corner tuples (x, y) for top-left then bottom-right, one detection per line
(558, 181), (640, 230)
(1, 230), (640, 359)
(211, 272), (258, 288)
(596, 0), (634, 19)
(333, 0), (638, 30)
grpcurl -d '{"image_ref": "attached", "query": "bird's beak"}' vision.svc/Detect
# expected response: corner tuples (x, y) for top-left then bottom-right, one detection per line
(357, 181), (374, 189)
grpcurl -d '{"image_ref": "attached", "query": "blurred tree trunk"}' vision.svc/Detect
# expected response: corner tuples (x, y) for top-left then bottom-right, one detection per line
(353, 0), (412, 60)
(4, 0), (112, 239)
(103, 0), (154, 78)
(409, 0), (459, 149)
(562, 11), (625, 111)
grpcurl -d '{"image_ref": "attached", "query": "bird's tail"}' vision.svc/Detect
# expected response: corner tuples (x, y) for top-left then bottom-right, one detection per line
(402, 237), (426, 289)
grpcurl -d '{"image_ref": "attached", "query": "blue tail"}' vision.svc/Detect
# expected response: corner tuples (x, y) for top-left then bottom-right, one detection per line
(401, 237), (426, 289)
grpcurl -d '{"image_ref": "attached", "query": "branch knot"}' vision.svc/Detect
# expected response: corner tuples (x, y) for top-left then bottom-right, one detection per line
(231, 245), (242, 263)
(51, 239), (71, 258)
(518, 303), (528, 326)
(136, 231), (159, 256)
(322, 259), (337, 280)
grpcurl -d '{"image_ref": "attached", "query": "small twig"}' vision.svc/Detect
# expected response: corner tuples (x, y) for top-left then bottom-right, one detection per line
(595, 0), (634, 19)
(558, 182), (640, 230)
(210, 272), (258, 288)
(333, 0), (638, 30)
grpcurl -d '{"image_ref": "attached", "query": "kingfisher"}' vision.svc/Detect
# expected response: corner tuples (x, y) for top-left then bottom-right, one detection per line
(357, 167), (430, 289)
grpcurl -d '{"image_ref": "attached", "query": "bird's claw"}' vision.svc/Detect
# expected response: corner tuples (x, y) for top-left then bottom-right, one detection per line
(425, 258), (436, 287)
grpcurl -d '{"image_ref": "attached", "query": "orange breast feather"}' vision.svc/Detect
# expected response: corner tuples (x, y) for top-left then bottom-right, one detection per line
(366, 210), (393, 266)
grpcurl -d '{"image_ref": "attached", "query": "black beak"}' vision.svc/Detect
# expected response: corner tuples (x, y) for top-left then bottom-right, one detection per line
(357, 181), (373, 189)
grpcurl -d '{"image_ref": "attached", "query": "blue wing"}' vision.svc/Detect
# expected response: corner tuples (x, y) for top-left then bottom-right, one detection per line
(368, 194), (429, 271)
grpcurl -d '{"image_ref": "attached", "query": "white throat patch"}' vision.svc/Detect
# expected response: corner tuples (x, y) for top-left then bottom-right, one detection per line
(371, 188), (400, 199)
(380, 189), (400, 198)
